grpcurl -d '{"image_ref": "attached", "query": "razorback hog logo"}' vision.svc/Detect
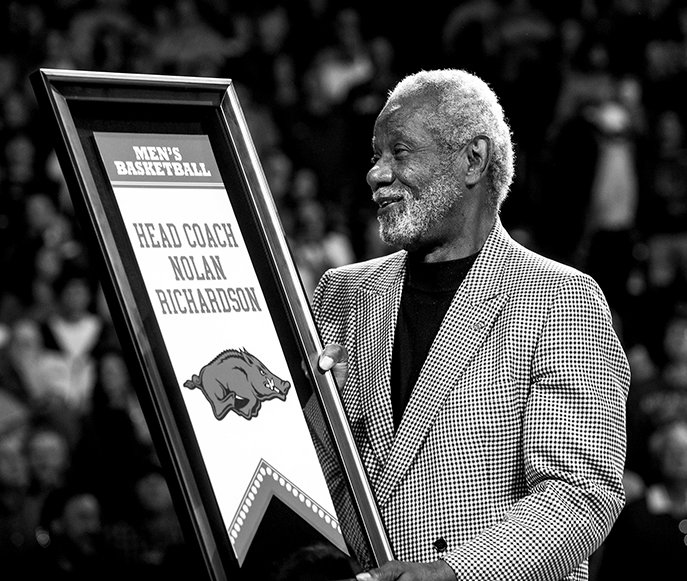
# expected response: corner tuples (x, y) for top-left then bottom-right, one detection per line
(183, 349), (291, 420)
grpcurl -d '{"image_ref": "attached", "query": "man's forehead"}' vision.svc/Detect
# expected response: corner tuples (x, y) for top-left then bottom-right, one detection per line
(378, 94), (427, 122)
(372, 99), (433, 143)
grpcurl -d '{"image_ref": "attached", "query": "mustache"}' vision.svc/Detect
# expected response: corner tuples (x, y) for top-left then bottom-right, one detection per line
(372, 187), (410, 205)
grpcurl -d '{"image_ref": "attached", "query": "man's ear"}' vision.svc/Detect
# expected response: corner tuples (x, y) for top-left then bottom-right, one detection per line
(464, 135), (491, 187)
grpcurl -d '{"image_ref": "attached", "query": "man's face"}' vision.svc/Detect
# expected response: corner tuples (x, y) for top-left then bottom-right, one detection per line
(60, 278), (92, 316)
(27, 430), (69, 488)
(135, 471), (173, 513)
(366, 97), (465, 253)
(659, 425), (687, 483)
(59, 493), (102, 555)
(0, 434), (29, 489)
(664, 317), (687, 363)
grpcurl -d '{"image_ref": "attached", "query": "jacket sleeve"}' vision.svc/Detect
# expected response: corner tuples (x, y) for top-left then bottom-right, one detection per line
(441, 274), (630, 581)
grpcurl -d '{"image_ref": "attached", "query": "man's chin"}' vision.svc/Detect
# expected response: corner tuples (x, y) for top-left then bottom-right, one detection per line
(379, 228), (418, 251)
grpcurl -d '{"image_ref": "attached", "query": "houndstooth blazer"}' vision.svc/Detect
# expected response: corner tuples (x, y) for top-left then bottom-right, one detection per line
(312, 218), (630, 581)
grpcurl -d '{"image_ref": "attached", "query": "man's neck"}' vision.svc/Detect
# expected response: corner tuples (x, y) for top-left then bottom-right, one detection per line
(408, 215), (495, 263)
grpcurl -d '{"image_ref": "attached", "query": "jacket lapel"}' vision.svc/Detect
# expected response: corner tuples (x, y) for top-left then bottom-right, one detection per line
(354, 252), (405, 471)
(374, 219), (514, 508)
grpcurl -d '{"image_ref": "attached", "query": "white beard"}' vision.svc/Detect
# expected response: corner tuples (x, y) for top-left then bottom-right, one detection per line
(377, 176), (460, 249)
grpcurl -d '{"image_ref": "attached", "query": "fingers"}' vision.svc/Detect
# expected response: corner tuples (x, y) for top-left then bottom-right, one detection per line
(318, 343), (348, 372)
(318, 343), (349, 392)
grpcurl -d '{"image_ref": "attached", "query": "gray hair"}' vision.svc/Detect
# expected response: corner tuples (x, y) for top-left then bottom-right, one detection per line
(386, 69), (515, 209)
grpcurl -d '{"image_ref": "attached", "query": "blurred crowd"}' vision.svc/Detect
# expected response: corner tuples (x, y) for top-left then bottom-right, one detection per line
(0, 0), (686, 579)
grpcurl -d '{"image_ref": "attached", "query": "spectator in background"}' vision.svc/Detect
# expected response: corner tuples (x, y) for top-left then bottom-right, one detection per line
(0, 428), (38, 579)
(262, 146), (297, 238)
(40, 28), (78, 71)
(24, 424), (73, 519)
(143, 3), (181, 74)
(485, 0), (559, 236)
(624, 340), (660, 482)
(490, 0), (558, 139)
(1, 132), (41, 237)
(638, 109), (687, 335)
(1, 87), (36, 136)
(441, 0), (499, 75)
(536, 33), (618, 268)
(291, 165), (321, 204)
(38, 264), (111, 417)
(238, 5), (299, 116)
(0, 54), (19, 106)
(2, 1), (49, 74)
(27, 484), (126, 580)
(290, 197), (355, 299)
(347, 35), (400, 124)
(4, 190), (80, 321)
(596, 420), (687, 580)
(66, 0), (143, 72)
(308, 7), (374, 111)
(145, 0), (243, 76)
(285, 5), (372, 217)
(625, 305), (687, 485)
(577, 80), (643, 330)
(540, 73), (645, 344)
(29, 245), (65, 322)
(232, 81), (282, 160)
(71, 347), (155, 522)
(548, 29), (616, 138)
(0, 318), (49, 405)
(0, 387), (28, 440)
(104, 463), (186, 580)
(0, 318), (79, 444)
(642, 8), (687, 116)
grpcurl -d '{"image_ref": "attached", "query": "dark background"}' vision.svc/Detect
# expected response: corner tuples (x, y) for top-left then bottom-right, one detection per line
(1, 1), (686, 580)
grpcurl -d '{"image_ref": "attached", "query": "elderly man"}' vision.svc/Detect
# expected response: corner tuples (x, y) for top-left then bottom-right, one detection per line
(315, 69), (630, 581)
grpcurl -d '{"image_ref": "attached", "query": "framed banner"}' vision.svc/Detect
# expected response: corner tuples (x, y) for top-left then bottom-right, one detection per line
(31, 69), (393, 580)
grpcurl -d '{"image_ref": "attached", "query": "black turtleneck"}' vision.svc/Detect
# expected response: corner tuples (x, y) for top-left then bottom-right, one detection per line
(390, 252), (479, 429)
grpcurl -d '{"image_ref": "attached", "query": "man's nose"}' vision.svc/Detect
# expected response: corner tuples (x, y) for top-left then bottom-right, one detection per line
(366, 157), (392, 190)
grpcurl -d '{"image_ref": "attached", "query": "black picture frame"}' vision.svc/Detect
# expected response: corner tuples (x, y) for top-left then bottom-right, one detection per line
(31, 68), (393, 580)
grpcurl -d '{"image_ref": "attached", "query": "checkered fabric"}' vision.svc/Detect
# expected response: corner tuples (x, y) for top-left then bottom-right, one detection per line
(312, 218), (630, 581)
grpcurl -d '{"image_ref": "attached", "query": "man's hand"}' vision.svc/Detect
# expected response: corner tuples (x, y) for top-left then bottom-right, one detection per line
(356, 559), (456, 581)
(317, 343), (348, 390)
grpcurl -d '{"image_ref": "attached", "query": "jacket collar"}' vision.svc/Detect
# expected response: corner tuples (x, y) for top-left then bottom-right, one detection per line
(357, 217), (511, 301)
